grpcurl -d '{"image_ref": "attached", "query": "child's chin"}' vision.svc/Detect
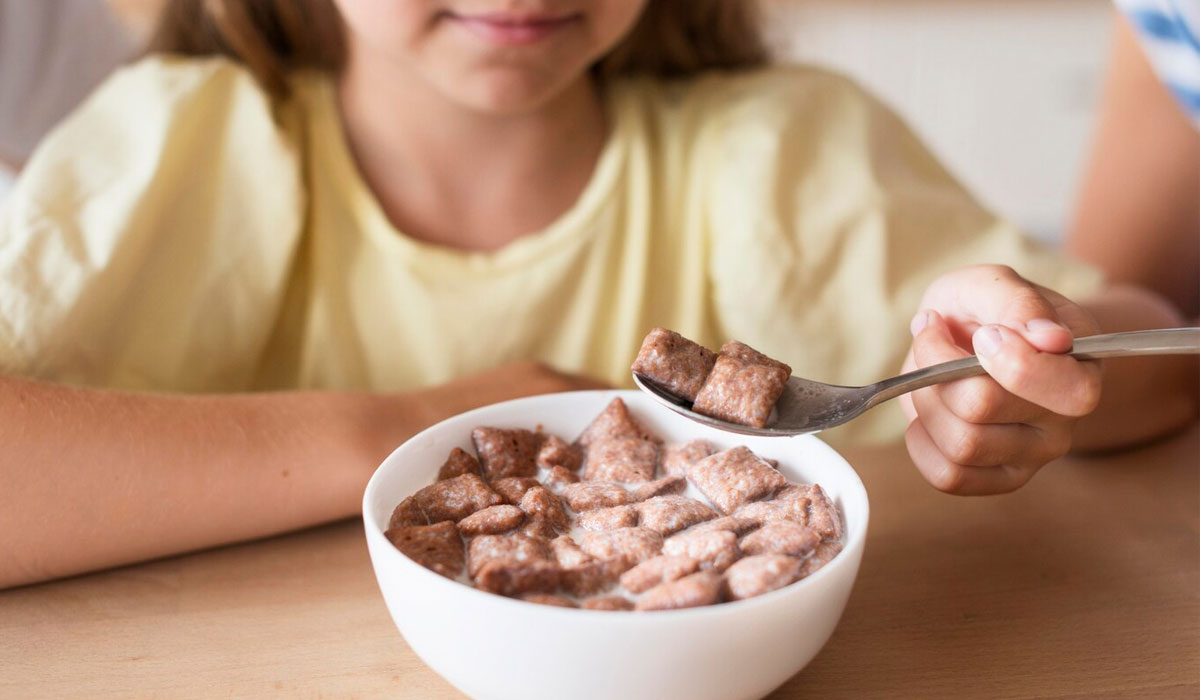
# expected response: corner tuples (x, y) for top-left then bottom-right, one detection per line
(449, 69), (584, 116)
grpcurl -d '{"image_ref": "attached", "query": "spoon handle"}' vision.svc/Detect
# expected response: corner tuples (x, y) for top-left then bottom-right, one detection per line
(869, 327), (1200, 407)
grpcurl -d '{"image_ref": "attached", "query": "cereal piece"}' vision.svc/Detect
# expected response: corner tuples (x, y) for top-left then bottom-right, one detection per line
(723, 554), (803, 600)
(456, 504), (525, 536)
(385, 521), (464, 579)
(799, 541), (843, 578)
(575, 398), (660, 447)
(472, 427), (541, 480)
(690, 515), (761, 537)
(521, 593), (577, 608)
(518, 486), (570, 532)
(544, 465), (580, 488)
(733, 484), (842, 541)
(739, 522), (820, 558)
(537, 434), (582, 472)
(550, 535), (594, 569)
(413, 473), (504, 524)
(719, 340), (792, 375)
(561, 558), (626, 596)
(475, 559), (561, 596)
(436, 447), (480, 481)
(635, 495), (718, 536)
(688, 446), (788, 514)
(635, 571), (723, 611)
(582, 596), (634, 611)
(660, 439), (714, 478)
(579, 527), (663, 566)
(692, 354), (790, 429)
(583, 437), (658, 483)
(618, 555), (700, 594)
(798, 484), (843, 541)
(561, 481), (632, 511)
(630, 327), (718, 402)
(662, 529), (740, 572)
(578, 504), (640, 532)
(388, 496), (427, 529)
(490, 477), (541, 505)
(467, 533), (553, 579)
(521, 517), (561, 541)
(630, 475), (687, 502)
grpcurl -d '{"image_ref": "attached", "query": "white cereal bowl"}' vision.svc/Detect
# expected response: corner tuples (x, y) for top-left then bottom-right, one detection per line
(363, 390), (869, 700)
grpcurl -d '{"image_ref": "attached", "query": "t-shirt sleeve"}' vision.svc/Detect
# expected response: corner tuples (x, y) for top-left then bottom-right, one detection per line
(0, 56), (304, 391)
(696, 66), (1104, 445)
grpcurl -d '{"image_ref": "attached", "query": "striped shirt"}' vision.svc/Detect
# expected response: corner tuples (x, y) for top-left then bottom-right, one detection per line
(1115, 0), (1200, 128)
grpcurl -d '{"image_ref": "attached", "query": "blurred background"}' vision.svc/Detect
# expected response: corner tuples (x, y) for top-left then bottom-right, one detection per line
(0, 0), (1113, 246)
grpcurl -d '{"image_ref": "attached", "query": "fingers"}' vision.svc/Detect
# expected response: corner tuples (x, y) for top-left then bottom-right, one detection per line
(905, 420), (1049, 495)
(971, 324), (1103, 418)
(918, 265), (1081, 353)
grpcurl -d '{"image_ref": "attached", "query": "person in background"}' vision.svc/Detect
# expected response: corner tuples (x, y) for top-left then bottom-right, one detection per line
(0, 0), (142, 200)
(0, 0), (1194, 590)
(1068, 1), (1200, 318)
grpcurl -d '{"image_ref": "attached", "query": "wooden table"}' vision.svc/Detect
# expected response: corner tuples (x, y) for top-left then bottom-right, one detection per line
(3, 425), (1197, 698)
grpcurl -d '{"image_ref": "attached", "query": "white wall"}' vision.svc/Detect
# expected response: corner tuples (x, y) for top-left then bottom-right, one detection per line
(762, 0), (1113, 243)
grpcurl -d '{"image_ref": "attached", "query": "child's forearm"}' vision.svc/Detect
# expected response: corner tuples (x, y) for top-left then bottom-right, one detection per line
(0, 362), (605, 589)
(1072, 285), (1200, 451)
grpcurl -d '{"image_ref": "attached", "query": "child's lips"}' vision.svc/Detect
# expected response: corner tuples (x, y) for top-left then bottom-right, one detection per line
(446, 11), (580, 46)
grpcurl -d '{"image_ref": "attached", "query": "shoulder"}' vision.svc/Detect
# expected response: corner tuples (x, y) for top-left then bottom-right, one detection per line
(15, 54), (302, 216)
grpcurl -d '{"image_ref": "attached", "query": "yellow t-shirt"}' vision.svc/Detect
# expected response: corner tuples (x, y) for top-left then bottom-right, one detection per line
(0, 56), (1101, 446)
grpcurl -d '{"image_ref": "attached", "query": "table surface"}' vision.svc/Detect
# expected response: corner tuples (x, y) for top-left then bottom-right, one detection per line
(3, 424), (1197, 699)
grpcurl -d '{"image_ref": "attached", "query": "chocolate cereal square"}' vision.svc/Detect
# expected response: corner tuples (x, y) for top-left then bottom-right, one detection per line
(413, 473), (503, 524)
(660, 440), (714, 478)
(467, 533), (554, 579)
(578, 504), (640, 532)
(719, 340), (792, 375)
(629, 475), (687, 502)
(561, 558), (625, 596)
(550, 535), (594, 569)
(472, 427), (541, 480)
(456, 504), (525, 536)
(475, 559), (562, 597)
(583, 437), (658, 483)
(579, 527), (663, 567)
(634, 571), (723, 611)
(691, 354), (789, 429)
(561, 481), (632, 511)
(739, 522), (820, 558)
(388, 496), (427, 529)
(582, 596), (634, 611)
(662, 529), (741, 572)
(723, 554), (803, 601)
(518, 486), (571, 532)
(385, 521), (465, 579)
(536, 434), (582, 472)
(520, 593), (577, 608)
(490, 477), (541, 506)
(689, 515), (761, 537)
(543, 465), (580, 488)
(688, 446), (788, 514)
(635, 495), (718, 536)
(630, 328), (718, 402)
(618, 554), (700, 594)
(799, 541), (843, 578)
(436, 447), (480, 481)
(574, 398), (660, 448)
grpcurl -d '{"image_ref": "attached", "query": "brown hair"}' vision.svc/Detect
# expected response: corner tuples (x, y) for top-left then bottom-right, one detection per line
(145, 0), (768, 98)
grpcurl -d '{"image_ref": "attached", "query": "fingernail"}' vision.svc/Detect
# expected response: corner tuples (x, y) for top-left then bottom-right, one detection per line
(910, 310), (930, 336)
(1026, 318), (1066, 334)
(973, 326), (1003, 357)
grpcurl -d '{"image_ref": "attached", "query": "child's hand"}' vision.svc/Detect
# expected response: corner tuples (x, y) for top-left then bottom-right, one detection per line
(899, 265), (1103, 495)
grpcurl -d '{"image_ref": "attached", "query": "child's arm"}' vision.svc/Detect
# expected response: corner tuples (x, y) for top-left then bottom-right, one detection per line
(898, 265), (1197, 495)
(0, 362), (606, 589)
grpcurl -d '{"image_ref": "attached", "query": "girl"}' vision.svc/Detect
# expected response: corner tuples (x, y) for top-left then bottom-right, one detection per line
(0, 0), (1193, 589)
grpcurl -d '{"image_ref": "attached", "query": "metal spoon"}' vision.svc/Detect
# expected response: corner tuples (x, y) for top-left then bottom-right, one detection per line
(632, 327), (1200, 437)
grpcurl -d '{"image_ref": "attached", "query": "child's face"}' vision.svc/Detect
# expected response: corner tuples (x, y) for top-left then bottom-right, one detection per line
(334, 1), (648, 113)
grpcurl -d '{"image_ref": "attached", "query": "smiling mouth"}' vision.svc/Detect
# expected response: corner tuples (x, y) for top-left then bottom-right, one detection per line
(444, 10), (582, 46)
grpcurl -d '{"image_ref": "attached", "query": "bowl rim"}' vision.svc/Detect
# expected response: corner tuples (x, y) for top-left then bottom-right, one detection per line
(362, 389), (870, 621)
